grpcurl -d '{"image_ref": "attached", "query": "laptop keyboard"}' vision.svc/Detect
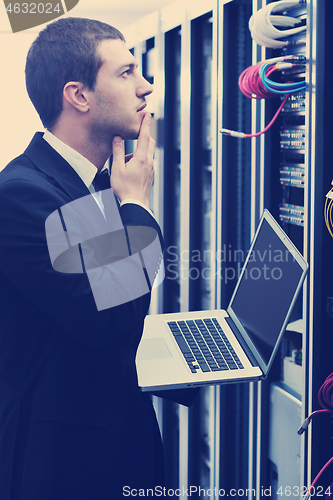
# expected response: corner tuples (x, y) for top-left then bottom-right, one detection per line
(167, 318), (244, 374)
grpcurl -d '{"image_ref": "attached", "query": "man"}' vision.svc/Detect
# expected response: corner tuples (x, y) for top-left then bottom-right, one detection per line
(0, 17), (164, 499)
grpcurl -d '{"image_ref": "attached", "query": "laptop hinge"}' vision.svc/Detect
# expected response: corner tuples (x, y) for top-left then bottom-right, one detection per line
(225, 317), (259, 368)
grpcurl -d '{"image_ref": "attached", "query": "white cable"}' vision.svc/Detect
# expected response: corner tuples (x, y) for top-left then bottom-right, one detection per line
(264, 1), (306, 37)
(250, 1), (306, 45)
(249, 0), (306, 48)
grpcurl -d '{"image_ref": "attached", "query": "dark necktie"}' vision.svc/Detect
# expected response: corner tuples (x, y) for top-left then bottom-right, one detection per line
(93, 168), (110, 192)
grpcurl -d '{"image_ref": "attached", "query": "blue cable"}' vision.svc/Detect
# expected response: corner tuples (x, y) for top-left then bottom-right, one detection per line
(259, 61), (306, 95)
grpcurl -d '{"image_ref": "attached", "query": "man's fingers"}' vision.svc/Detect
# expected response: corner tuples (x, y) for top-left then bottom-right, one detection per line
(110, 125), (155, 206)
(135, 113), (151, 158)
(112, 136), (125, 165)
(148, 136), (155, 164)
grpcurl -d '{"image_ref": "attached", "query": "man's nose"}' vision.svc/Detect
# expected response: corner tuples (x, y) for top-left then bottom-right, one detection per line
(137, 76), (153, 97)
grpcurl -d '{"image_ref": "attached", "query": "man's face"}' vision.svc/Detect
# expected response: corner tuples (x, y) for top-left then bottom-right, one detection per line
(88, 39), (153, 143)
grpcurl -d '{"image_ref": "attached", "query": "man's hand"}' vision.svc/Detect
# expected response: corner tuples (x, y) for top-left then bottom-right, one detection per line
(110, 113), (155, 208)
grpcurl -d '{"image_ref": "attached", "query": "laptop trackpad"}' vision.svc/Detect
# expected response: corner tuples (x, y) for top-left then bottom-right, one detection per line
(137, 338), (172, 360)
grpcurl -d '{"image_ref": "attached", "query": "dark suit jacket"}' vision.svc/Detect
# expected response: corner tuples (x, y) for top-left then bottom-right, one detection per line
(0, 133), (165, 499)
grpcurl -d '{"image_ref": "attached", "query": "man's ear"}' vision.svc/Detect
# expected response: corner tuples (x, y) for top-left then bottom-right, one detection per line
(63, 82), (90, 113)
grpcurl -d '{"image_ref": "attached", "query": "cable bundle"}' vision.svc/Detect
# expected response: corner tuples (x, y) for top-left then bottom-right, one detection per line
(221, 55), (305, 138)
(238, 55), (306, 99)
(324, 184), (333, 239)
(318, 373), (333, 412)
(238, 61), (279, 100)
(249, 0), (306, 49)
(298, 373), (333, 500)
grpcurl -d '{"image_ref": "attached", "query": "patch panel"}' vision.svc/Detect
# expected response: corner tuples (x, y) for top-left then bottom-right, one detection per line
(281, 67), (306, 80)
(280, 129), (306, 150)
(279, 214), (304, 227)
(278, 4), (306, 228)
(280, 130), (305, 140)
(280, 203), (304, 217)
(280, 166), (305, 188)
(279, 203), (304, 226)
(281, 93), (306, 114)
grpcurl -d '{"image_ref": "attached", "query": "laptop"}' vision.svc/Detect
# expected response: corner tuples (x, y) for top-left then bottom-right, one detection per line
(136, 210), (308, 391)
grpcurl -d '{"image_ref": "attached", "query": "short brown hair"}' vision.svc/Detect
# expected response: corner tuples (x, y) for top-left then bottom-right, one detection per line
(25, 17), (125, 129)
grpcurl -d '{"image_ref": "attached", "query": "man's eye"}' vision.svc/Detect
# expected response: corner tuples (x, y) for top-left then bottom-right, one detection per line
(122, 70), (130, 77)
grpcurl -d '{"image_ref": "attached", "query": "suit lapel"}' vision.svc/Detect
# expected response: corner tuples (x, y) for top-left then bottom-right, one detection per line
(24, 132), (92, 202)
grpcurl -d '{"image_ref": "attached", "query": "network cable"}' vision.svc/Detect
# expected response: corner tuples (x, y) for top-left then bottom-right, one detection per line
(324, 184), (333, 239)
(302, 458), (333, 500)
(220, 55), (306, 139)
(298, 372), (333, 434)
(297, 372), (333, 499)
(249, 0), (306, 49)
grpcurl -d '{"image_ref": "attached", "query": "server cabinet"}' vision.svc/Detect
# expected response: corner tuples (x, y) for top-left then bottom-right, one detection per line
(245, 1), (332, 497)
(123, 0), (332, 497)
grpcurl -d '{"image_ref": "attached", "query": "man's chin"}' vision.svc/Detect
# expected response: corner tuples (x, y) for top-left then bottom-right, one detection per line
(118, 129), (140, 141)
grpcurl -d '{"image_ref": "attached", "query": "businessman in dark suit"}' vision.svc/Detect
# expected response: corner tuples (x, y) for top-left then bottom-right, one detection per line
(0, 17), (164, 499)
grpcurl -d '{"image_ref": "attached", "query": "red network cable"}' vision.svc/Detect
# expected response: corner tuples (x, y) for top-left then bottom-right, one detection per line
(318, 373), (333, 411)
(221, 57), (305, 139)
(303, 457), (333, 500)
(238, 62), (281, 100)
(298, 373), (333, 434)
(298, 373), (333, 500)
(221, 93), (289, 139)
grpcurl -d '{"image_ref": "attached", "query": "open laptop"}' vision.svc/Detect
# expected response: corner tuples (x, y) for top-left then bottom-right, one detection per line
(136, 210), (308, 391)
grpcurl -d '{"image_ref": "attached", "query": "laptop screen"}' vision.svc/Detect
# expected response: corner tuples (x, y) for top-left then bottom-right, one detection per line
(227, 210), (307, 375)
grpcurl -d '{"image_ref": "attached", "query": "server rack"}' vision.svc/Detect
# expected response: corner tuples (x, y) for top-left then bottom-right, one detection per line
(246, 1), (332, 497)
(123, 0), (332, 497)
